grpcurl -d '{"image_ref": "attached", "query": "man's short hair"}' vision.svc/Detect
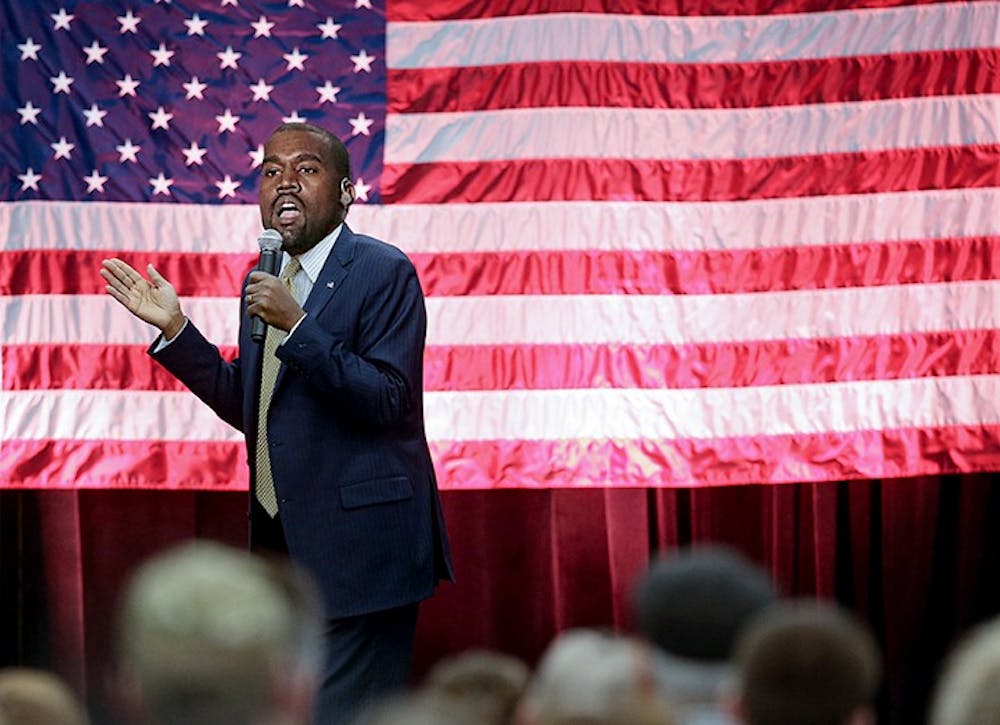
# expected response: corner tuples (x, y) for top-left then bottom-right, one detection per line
(634, 545), (777, 662)
(115, 541), (323, 725)
(734, 601), (881, 725)
(272, 122), (351, 180)
(0, 668), (88, 725)
(930, 616), (1000, 725)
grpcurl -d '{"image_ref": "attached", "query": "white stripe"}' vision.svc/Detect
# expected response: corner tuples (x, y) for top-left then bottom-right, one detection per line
(387, 3), (1000, 68)
(4, 189), (1000, 254)
(5, 375), (999, 441)
(384, 95), (1000, 163)
(5, 281), (998, 346)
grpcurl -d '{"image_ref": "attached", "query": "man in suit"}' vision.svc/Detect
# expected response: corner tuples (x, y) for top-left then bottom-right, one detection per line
(100, 122), (454, 724)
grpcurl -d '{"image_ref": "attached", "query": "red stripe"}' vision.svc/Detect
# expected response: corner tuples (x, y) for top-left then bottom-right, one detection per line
(4, 423), (998, 489)
(429, 424), (1000, 487)
(8, 331), (998, 392)
(387, 0), (952, 21)
(389, 50), (1000, 113)
(1, 250), (255, 296)
(8, 237), (998, 297)
(0, 439), (249, 490)
(382, 145), (1000, 204)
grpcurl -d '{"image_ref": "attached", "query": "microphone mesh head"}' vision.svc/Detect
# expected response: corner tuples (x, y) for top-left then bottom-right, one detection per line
(258, 229), (283, 252)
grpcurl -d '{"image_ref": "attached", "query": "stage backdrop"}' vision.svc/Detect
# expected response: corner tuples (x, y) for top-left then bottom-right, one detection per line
(2, 0), (999, 488)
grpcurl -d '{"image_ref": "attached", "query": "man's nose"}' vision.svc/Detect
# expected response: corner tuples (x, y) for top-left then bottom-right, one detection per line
(276, 170), (300, 191)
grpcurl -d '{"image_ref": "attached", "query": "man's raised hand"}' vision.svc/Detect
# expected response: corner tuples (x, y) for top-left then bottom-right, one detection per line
(101, 258), (185, 339)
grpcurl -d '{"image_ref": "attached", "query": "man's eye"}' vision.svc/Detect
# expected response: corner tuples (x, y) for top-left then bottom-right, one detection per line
(264, 168), (279, 177)
(298, 166), (317, 174)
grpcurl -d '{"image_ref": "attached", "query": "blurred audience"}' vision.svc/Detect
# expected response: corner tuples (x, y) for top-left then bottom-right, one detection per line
(422, 650), (529, 724)
(0, 668), (88, 725)
(632, 545), (778, 724)
(929, 615), (1000, 725)
(732, 601), (881, 725)
(113, 540), (324, 725)
(516, 628), (677, 725)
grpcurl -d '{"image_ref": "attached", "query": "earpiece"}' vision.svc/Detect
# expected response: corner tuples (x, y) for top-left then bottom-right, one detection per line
(339, 177), (354, 208)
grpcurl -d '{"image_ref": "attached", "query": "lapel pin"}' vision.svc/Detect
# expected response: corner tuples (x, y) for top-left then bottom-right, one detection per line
(326, 281), (336, 289)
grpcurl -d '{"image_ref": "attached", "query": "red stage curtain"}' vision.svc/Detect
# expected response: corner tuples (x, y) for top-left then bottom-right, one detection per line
(3, 475), (999, 725)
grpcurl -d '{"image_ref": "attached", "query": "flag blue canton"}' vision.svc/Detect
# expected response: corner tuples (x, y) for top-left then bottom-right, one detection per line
(0, 0), (385, 204)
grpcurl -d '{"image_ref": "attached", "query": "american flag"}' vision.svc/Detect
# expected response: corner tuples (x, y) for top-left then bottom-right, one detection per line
(2, 0), (999, 490)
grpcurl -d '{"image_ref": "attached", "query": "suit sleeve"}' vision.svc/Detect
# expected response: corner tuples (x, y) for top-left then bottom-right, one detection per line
(149, 321), (246, 432)
(276, 251), (425, 428)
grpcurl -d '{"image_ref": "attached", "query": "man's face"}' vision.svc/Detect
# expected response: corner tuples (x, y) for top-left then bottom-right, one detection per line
(258, 128), (343, 256)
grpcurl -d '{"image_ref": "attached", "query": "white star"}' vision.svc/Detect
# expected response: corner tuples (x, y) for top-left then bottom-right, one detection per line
(84, 169), (109, 194)
(282, 111), (306, 123)
(182, 141), (208, 166)
(221, 0), (238, 5)
(288, 0), (304, 6)
(117, 139), (141, 163)
(50, 71), (74, 94)
(150, 43), (174, 67)
(352, 177), (371, 202)
(51, 9), (74, 30)
(349, 111), (374, 136)
(218, 46), (242, 70)
(249, 144), (264, 168)
(251, 15), (274, 37)
(215, 109), (240, 133)
(116, 74), (140, 97)
(184, 13), (208, 35)
(83, 40), (109, 64)
(284, 47), (308, 71)
(18, 168), (42, 191)
(82, 103), (107, 127)
(148, 106), (174, 130)
(215, 175), (240, 199)
(17, 101), (42, 125)
(149, 173), (174, 196)
(356, 0), (372, 8)
(350, 48), (374, 73)
(317, 18), (341, 39)
(316, 81), (341, 104)
(51, 137), (75, 160)
(183, 76), (207, 100)
(18, 38), (42, 61)
(249, 78), (274, 102)
(117, 10), (142, 34)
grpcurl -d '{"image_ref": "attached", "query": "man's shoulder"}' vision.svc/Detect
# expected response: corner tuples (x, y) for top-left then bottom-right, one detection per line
(344, 227), (414, 268)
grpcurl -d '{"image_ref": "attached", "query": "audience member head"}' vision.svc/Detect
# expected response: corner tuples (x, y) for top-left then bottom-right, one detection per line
(929, 616), (1000, 725)
(114, 540), (324, 725)
(421, 650), (530, 725)
(733, 601), (881, 725)
(517, 629), (677, 725)
(0, 668), (88, 725)
(634, 545), (777, 663)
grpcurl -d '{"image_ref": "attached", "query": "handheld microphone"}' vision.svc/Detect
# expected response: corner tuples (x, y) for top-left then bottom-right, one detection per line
(250, 229), (283, 344)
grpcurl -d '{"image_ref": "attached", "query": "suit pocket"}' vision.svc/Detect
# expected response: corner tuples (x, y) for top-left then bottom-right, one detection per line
(339, 476), (414, 510)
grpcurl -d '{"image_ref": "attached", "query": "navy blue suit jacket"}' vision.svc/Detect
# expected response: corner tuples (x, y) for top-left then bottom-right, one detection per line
(152, 225), (454, 618)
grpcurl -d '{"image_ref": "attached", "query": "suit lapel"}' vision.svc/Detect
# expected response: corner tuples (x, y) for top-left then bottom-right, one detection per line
(273, 225), (356, 390)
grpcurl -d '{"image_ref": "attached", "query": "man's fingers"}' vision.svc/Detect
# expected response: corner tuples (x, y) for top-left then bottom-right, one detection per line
(147, 264), (169, 286)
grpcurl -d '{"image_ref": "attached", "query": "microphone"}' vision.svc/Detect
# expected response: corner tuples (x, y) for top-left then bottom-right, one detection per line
(250, 229), (283, 344)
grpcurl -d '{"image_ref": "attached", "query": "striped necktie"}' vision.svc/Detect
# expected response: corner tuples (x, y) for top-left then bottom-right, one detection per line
(254, 257), (302, 517)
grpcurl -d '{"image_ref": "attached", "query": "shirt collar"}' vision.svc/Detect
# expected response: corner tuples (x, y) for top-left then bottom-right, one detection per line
(282, 223), (342, 284)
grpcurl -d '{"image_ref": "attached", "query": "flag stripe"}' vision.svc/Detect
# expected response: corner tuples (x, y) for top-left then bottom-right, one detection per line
(7, 282), (998, 346)
(386, 96), (1000, 164)
(382, 146), (1000, 204)
(6, 329), (998, 392)
(7, 421), (1000, 489)
(388, 49), (1000, 114)
(6, 423), (1000, 489)
(5, 375), (999, 441)
(387, 0), (957, 22)
(6, 236), (999, 296)
(386, 3), (1000, 68)
(6, 189), (1000, 254)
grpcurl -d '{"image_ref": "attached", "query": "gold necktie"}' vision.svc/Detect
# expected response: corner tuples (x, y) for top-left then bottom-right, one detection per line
(254, 257), (302, 517)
